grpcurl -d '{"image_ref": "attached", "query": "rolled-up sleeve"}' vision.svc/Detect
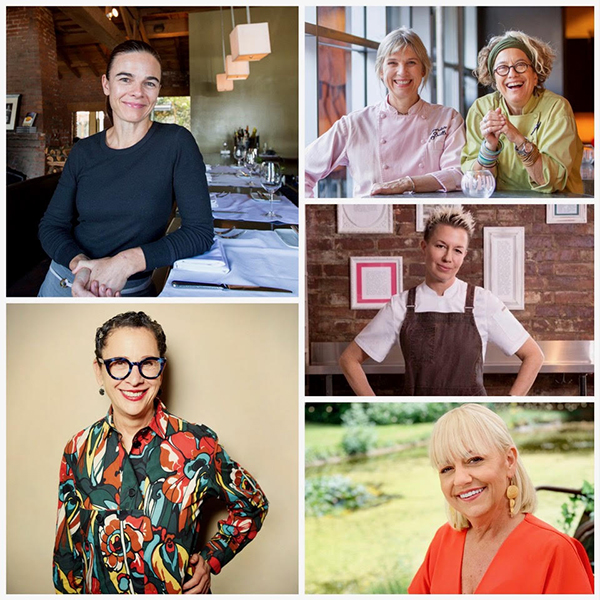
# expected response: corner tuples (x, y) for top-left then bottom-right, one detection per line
(305, 117), (350, 197)
(531, 98), (583, 193)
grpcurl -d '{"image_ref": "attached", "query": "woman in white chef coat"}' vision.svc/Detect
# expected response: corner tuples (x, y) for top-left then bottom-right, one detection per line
(340, 206), (544, 396)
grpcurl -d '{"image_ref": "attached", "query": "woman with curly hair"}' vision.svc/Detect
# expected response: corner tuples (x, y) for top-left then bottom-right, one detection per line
(461, 31), (583, 193)
(53, 312), (268, 593)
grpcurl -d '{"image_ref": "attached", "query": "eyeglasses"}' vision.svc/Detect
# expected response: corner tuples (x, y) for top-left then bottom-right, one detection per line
(494, 62), (532, 77)
(98, 357), (166, 380)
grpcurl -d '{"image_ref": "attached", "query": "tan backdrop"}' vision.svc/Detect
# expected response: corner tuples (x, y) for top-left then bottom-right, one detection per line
(7, 303), (298, 594)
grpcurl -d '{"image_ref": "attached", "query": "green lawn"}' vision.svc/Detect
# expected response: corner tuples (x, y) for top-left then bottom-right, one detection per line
(305, 445), (594, 594)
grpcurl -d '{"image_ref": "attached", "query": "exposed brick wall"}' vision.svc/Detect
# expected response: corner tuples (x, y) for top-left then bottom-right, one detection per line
(307, 203), (594, 343)
(7, 7), (70, 177)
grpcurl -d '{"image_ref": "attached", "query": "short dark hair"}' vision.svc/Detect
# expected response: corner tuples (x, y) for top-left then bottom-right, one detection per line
(95, 311), (167, 359)
(105, 40), (162, 123)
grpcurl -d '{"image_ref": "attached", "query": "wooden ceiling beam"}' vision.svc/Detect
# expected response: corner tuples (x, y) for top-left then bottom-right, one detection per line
(57, 47), (81, 78)
(126, 7), (151, 44)
(59, 7), (126, 50)
(145, 18), (188, 39)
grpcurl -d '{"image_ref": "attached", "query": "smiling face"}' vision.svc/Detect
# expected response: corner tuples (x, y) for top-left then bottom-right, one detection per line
(102, 51), (161, 125)
(381, 46), (424, 111)
(421, 224), (469, 293)
(439, 447), (517, 525)
(493, 47), (538, 115)
(94, 326), (164, 429)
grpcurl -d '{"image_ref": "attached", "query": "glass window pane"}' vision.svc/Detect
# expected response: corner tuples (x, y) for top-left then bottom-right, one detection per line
(306, 6), (317, 25)
(348, 6), (364, 38)
(305, 34), (318, 145)
(443, 7), (459, 65)
(444, 67), (460, 112)
(463, 7), (478, 70)
(464, 76), (479, 113)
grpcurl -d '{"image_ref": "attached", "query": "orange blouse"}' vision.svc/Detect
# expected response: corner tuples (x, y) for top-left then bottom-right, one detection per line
(409, 513), (594, 594)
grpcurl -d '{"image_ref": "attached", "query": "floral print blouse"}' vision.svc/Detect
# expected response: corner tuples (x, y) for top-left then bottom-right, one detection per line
(53, 402), (268, 593)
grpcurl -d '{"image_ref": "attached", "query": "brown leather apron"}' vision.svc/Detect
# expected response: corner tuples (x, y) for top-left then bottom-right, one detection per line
(399, 284), (487, 396)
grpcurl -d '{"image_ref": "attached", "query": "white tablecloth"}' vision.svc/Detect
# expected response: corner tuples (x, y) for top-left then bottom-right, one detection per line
(159, 229), (298, 298)
(206, 164), (262, 188)
(211, 192), (298, 225)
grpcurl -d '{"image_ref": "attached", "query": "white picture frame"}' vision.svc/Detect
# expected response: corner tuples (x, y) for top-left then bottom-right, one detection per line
(546, 204), (587, 224)
(416, 203), (462, 232)
(350, 256), (403, 310)
(483, 227), (525, 310)
(337, 204), (394, 233)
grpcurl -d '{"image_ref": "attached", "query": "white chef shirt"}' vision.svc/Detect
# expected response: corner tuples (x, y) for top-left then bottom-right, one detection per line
(355, 279), (530, 363)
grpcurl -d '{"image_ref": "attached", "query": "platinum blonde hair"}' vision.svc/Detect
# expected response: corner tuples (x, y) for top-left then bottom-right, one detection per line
(475, 30), (555, 90)
(423, 205), (475, 242)
(429, 404), (537, 531)
(375, 27), (432, 88)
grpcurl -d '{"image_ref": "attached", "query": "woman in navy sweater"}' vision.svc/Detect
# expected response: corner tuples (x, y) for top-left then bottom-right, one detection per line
(38, 40), (213, 297)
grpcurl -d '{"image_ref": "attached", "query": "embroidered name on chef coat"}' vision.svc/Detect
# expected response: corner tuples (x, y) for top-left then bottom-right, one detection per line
(428, 126), (448, 142)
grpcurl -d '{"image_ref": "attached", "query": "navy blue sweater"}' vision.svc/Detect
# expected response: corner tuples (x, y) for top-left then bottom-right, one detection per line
(39, 122), (214, 274)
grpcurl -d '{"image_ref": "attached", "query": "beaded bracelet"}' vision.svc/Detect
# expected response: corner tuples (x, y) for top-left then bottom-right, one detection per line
(477, 139), (503, 168)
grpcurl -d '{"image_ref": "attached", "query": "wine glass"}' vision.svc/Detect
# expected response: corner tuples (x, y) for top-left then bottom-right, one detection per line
(461, 170), (496, 198)
(260, 162), (282, 219)
(233, 144), (246, 167)
(245, 147), (258, 172)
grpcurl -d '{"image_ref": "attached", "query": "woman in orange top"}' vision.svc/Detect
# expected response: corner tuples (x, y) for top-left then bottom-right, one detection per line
(409, 404), (593, 594)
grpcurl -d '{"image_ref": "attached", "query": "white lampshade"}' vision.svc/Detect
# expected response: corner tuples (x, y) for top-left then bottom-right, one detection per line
(225, 54), (250, 80)
(229, 22), (271, 62)
(216, 73), (234, 92)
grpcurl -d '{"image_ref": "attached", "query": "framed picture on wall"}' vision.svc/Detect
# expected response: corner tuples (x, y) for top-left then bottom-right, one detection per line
(350, 256), (402, 310)
(483, 227), (525, 310)
(416, 203), (462, 232)
(546, 204), (587, 224)
(6, 94), (20, 131)
(337, 204), (394, 234)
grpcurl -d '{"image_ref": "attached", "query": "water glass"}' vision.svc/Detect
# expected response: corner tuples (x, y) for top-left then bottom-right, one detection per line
(260, 162), (282, 219)
(461, 170), (496, 198)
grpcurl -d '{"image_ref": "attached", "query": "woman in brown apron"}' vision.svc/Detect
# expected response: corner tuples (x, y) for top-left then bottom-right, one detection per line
(340, 206), (543, 396)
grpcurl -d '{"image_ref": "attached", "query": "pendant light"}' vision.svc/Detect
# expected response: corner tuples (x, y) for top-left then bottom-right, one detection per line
(226, 8), (250, 80)
(217, 8), (234, 92)
(229, 6), (271, 62)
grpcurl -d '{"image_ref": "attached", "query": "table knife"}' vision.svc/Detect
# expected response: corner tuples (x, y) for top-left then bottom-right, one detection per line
(172, 280), (293, 293)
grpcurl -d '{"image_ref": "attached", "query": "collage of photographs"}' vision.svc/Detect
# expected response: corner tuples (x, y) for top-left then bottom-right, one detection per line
(3, 3), (597, 596)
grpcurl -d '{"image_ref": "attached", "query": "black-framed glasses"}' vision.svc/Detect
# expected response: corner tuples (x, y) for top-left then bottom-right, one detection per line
(494, 62), (532, 77)
(98, 357), (166, 380)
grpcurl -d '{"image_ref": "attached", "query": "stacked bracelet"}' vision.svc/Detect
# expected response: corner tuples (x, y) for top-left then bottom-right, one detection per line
(518, 144), (540, 167)
(477, 139), (503, 168)
(405, 176), (416, 194)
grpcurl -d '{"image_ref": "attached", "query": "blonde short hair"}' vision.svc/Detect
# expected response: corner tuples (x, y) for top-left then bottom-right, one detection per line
(423, 205), (475, 242)
(429, 404), (537, 531)
(474, 30), (555, 90)
(375, 27), (432, 88)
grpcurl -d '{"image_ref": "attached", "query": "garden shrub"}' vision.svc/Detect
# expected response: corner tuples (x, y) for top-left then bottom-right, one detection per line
(364, 402), (458, 425)
(305, 475), (374, 516)
(341, 404), (377, 455)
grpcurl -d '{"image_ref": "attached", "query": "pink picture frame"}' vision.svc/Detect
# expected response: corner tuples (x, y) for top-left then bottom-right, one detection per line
(350, 256), (403, 310)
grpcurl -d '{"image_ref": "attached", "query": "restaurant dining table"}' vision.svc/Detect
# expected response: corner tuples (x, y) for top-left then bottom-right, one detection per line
(158, 227), (299, 298)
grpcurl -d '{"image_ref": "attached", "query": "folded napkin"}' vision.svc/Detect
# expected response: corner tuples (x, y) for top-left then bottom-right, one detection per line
(173, 238), (230, 273)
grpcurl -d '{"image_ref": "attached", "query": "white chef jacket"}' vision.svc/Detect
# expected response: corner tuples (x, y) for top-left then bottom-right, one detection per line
(355, 279), (530, 363)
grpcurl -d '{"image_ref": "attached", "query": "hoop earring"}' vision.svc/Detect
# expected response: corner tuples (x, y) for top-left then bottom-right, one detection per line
(506, 479), (519, 518)
(99, 386), (105, 396)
